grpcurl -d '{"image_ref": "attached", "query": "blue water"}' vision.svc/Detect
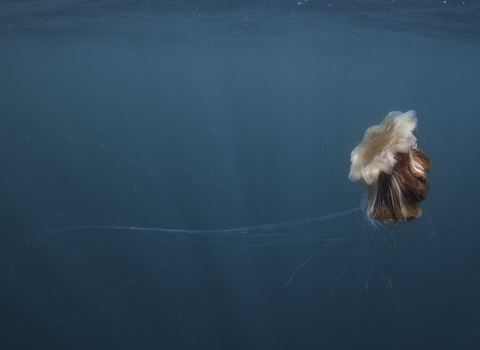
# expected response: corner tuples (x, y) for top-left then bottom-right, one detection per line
(1, 1), (480, 349)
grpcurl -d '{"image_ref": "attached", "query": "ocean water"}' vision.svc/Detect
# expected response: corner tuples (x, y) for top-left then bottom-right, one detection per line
(1, 1), (480, 349)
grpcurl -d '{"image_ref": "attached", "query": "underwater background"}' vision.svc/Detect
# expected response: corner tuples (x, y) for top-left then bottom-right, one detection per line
(1, 1), (480, 349)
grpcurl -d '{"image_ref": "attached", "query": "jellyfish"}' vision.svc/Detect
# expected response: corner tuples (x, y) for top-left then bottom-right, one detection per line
(349, 110), (431, 224)
(7, 112), (433, 340)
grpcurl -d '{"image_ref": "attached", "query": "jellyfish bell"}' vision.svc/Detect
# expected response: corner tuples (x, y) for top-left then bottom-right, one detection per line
(349, 110), (431, 224)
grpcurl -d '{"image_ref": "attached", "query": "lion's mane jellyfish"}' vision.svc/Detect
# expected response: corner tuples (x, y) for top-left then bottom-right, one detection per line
(349, 110), (431, 224)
